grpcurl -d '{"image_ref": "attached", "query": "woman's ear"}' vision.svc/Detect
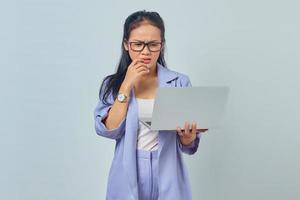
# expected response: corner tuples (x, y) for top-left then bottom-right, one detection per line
(123, 41), (129, 51)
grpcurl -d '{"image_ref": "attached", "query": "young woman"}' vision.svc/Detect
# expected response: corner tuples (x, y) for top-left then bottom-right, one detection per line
(94, 10), (207, 200)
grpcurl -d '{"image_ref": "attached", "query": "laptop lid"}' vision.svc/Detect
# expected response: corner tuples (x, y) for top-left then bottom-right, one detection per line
(150, 86), (229, 131)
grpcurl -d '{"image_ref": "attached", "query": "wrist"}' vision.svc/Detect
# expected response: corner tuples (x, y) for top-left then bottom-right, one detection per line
(120, 82), (131, 94)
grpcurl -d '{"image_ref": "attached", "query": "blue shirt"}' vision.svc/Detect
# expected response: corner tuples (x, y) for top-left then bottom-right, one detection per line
(94, 63), (202, 200)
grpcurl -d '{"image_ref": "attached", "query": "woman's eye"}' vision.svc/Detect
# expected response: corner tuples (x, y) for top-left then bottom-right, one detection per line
(134, 43), (143, 46)
(150, 43), (159, 47)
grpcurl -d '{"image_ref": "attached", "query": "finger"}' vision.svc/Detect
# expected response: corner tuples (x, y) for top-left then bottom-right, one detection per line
(137, 70), (150, 77)
(136, 67), (150, 74)
(176, 126), (183, 136)
(133, 61), (148, 71)
(191, 121), (197, 135)
(135, 64), (149, 70)
(129, 58), (144, 68)
(184, 122), (190, 137)
(188, 122), (193, 136)
(132, 58), (145, 66)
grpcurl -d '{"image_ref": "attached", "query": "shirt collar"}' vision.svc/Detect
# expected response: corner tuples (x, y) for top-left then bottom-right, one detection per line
(157, 63), (179, 86)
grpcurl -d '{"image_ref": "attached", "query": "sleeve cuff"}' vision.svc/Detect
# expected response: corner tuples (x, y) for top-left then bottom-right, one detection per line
(178, 133), (201, 155)
(94, 103), (126, 140)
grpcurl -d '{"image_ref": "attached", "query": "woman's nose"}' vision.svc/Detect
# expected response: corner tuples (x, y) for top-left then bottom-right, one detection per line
(141, 45), (151, 55)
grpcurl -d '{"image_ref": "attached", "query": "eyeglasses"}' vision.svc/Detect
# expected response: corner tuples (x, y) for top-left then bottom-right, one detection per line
(127, 41), (163, 52)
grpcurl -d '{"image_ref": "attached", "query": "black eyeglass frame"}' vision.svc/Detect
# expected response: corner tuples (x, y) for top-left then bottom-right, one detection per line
(127, 41), (163, 52)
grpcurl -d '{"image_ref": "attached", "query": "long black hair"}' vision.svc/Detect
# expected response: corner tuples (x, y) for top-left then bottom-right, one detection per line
(99, 10), (167, 105)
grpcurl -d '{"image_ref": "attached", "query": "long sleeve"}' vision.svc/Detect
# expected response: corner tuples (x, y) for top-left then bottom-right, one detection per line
(177, 133), (202, 155)
(93, 79), (126, 140)
(94, 99), (126, 140)
(176, 74), (202, 155)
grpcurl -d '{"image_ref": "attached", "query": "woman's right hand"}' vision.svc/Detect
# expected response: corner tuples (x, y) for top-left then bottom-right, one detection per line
(122, 58), (150, 89)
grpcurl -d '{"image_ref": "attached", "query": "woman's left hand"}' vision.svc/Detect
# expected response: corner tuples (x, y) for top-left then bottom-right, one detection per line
(176, 121), (207, 146)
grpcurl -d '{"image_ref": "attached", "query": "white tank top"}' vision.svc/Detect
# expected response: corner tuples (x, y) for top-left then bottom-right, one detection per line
(136, 98), (159, 151)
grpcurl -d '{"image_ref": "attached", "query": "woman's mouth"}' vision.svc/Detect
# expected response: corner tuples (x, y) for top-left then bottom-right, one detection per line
(143, 58), (151, 64)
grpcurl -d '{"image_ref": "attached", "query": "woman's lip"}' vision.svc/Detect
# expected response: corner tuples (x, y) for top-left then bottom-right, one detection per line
(143, 59), (151, 64)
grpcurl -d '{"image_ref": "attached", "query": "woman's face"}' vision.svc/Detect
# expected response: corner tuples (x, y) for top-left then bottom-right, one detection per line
(124, 22), (162, 72)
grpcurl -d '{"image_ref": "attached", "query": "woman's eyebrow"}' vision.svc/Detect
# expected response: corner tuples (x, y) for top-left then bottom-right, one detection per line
(131, 39), (161, 43)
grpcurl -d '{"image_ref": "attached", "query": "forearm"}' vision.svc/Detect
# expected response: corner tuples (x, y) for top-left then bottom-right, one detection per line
(103, 83), (131, 130)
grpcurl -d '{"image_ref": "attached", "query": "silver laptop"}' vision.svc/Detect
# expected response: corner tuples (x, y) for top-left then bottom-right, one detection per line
(146, 86), (229, 131)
